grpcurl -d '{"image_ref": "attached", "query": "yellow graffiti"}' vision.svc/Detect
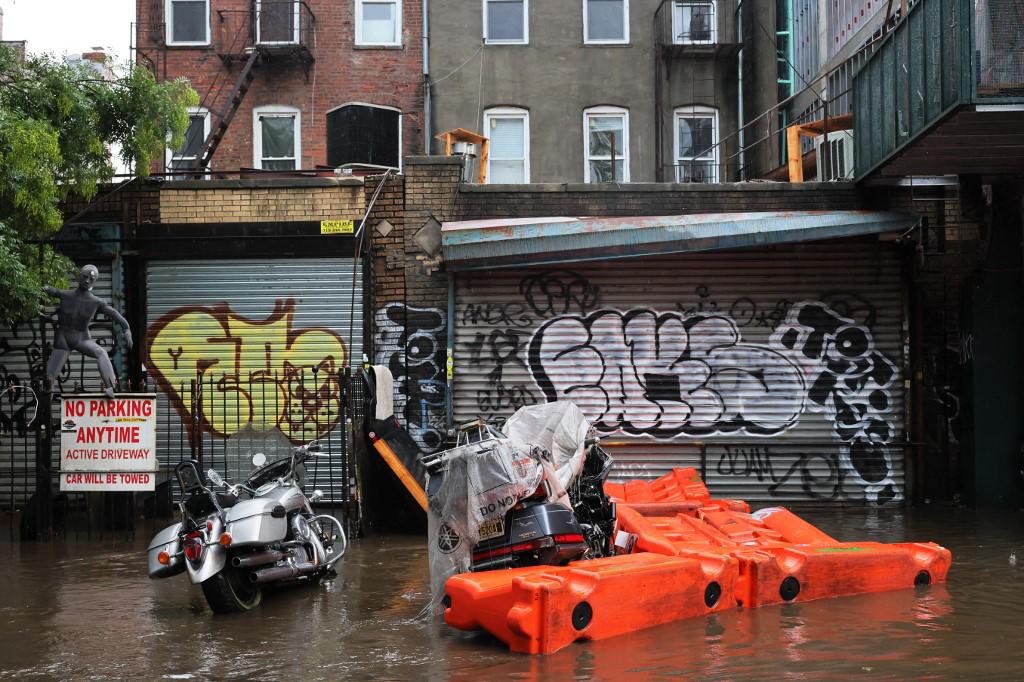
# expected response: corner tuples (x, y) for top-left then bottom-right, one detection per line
(147, 299), (346, 443)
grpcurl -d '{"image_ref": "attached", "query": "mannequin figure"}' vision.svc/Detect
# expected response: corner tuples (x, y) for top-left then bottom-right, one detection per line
(44, 265), (133, 399)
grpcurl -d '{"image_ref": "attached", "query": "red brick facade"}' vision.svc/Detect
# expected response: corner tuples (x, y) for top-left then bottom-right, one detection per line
(136, 0), (424, 172)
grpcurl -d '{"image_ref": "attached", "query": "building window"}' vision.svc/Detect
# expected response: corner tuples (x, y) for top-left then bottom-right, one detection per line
(484, 0), (528, 44)
(584, 0), (628, 44)
(484, 107), (529, 183)
(326, 103), (402, 169)
(166, 0), (210, 45)
(253, 106), (301, 170)
(256, 0), (299, 45)
(674, 106), (718, 182)
(166, 108), (210, 177)
(673, 0), (716, 44)
(356, 0), (402, 46)
(584, 106), (628, 183)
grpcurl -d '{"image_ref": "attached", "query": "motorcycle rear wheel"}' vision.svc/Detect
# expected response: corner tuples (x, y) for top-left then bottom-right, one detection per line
(201, 568), (262, 614)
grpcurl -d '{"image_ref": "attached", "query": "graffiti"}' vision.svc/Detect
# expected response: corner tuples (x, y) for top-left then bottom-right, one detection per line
(716, 444), (776, 482)
(147, 299), (346, 444)
(374, 303), (447, 452)
(519, 269), (601, 317)
(957, 333), (974, 365)
(529, 309), (806, 438)
(461, 303), (533, 328)
(772, 302), (899, 501)
(674, 286), (796, 330)
(712, 445), (843, 500)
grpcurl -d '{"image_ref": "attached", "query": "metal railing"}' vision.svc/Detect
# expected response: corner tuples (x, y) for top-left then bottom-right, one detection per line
(851, 0), (1024, 177)
(655, 0), (730, 48)
(215, 1), (317, 57)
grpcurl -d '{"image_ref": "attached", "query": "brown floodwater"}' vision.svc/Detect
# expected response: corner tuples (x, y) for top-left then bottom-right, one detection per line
(0, 506), (1022, 681)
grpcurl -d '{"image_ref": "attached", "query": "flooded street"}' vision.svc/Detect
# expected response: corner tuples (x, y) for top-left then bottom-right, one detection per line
(1, 506), (1023, 680)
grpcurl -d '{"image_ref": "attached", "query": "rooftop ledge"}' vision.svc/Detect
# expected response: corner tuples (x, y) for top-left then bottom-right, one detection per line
(160, 177), (365, 190)
(458, 181), (858, 193)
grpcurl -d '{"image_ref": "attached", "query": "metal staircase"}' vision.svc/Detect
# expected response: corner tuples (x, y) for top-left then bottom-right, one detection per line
(191, 50), (261, 172)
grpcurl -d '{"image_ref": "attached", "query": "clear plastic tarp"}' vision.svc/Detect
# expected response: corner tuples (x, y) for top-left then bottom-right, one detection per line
(426, 401), (592, 608)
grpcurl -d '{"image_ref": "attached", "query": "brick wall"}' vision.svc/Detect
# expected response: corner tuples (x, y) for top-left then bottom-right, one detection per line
(136, 0), (424, 172)
(453, 181), (864, 219)
(157, 178), (365, 223)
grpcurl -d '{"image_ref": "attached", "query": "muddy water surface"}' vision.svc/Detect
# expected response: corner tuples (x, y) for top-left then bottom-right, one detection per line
(1, 506), (1022, 680)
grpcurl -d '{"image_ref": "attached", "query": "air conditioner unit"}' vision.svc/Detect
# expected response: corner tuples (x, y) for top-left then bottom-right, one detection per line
(815, 131), (855, 181)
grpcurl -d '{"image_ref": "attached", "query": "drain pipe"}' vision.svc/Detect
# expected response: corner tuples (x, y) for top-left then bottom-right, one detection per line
(423, 0), (431, 153)
(736, 0), (746, 180)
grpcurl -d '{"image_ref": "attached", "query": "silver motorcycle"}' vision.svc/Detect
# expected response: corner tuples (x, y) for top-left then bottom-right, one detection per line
(147, 441), (347, 613)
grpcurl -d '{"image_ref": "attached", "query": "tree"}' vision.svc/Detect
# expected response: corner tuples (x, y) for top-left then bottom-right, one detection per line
(0, 45), (198, 325)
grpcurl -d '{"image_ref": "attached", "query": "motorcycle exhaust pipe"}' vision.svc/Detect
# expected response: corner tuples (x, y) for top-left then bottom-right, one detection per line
(250, 561), (318, 584)
(232, 549), (286, 569)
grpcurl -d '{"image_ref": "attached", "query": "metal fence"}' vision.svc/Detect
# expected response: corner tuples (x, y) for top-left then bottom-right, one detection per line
(1, 366), (364, 541)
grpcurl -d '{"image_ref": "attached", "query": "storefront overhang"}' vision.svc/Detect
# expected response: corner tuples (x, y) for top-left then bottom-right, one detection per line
(441, 210), (919, 270)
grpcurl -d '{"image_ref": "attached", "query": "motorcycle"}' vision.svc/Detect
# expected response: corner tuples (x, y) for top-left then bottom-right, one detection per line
(422, 403), (616, 585)
(146, 441), (347, 613)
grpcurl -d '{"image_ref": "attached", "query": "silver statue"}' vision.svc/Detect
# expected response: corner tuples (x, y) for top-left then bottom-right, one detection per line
(44, 265), (133, 399)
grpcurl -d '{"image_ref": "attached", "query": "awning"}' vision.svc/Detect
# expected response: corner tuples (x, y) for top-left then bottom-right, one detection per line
(441, 210), (919, 270)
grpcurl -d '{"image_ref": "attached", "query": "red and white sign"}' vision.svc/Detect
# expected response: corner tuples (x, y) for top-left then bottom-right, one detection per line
(60, 394), (157, 492)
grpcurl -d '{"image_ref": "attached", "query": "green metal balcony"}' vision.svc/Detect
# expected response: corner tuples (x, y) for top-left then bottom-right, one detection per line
(854, 0), (1024, 178)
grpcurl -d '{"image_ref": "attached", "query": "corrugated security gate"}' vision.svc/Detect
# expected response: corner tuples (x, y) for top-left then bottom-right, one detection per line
(146, 259), (363, 504)
(453, 242), (906, 505)
(1, 261), (117, 510)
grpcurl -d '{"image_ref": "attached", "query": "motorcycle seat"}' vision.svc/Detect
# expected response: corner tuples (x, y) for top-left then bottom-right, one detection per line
(216, 493), (240, 508)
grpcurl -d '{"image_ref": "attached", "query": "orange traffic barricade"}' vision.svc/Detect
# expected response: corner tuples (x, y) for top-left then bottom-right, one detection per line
(443, 468), (952, 655)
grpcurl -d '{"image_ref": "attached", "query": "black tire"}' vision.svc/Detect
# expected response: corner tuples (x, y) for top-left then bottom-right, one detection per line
(201, 568), (262, 614)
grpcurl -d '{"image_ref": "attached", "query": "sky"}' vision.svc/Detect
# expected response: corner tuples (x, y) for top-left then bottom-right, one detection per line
(1, 0), (135, 63)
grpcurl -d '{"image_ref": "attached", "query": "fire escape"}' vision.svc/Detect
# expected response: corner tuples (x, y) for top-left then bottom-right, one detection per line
(653, 0), (741, 182)
(135, 1), (316, 174)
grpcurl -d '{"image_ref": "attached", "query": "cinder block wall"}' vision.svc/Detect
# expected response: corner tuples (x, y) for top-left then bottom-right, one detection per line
(157, 178), (365, 223)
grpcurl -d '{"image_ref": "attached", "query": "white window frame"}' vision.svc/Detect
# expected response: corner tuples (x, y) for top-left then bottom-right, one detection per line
(672, 0), (717, 45)
(165, 0), (211, 46)
(483, 0), (529, 45)
(583, 106), (629, 183)
(256, 0), (300, 45)
(483, 107), (530, 183)
(253, 105), (301, 171)
(583, 0), (629, 45)
(355, 0), (403, 47)
(673, 105), (719, 183)
(166, 107), (210, 177)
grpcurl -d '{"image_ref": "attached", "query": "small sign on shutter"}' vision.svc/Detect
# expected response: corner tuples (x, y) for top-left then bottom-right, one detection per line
(320, 220), (355, 235)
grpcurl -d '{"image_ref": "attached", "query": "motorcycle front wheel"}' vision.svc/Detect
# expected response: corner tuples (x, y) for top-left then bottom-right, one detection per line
(201, 568), (262, 614)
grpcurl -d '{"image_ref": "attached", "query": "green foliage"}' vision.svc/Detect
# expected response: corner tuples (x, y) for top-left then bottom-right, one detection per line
(0, 45), (197, 325)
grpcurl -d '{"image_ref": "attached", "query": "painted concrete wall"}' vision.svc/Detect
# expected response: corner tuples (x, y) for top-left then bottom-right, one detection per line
(428, 0), (744, 183)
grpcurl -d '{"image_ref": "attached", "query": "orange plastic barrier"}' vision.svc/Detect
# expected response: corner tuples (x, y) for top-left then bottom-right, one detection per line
(605, 467), (749, 513)
(615, 503), (952, 608)
(444, 552), (737, 655)
(445, 468), (952, 655)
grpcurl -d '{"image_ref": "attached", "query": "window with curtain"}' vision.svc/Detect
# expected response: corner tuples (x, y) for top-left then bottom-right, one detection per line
(254, 106), (300, 170)
(357, 0), (401, 45)
(167, 0), (209, 44)
(484, 108), (529, 183)
(675, 106), (718, 182)
(585, 0), (628, 44)
(585, 107), (628, 182)
(485, 0), (527, 43)
(673, 0), (716, 44)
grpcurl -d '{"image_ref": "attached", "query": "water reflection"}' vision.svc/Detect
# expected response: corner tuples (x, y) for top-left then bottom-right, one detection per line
(0, 507), (1021, 680)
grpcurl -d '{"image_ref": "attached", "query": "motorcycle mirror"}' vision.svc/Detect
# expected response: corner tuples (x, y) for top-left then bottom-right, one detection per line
(309, 489), (324, 503)
(207, 469), (224, 487)
(252, 452), (267, 467)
